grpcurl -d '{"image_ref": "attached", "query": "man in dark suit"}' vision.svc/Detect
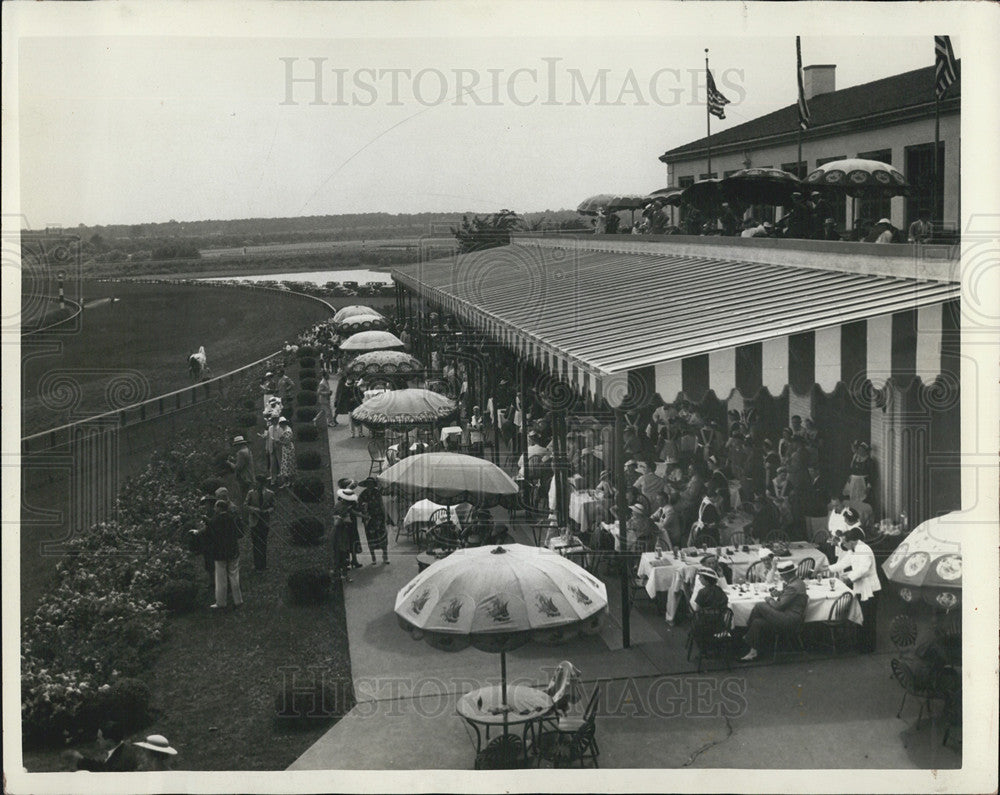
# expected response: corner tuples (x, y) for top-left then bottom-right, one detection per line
(740, 560), (807, 661)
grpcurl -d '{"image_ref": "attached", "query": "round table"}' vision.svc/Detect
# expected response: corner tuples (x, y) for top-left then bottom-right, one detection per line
(456, 684), (554, 765)
(416, 552), (439, 572)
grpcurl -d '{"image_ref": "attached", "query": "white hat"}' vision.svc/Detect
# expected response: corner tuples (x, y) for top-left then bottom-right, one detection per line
(133, 735), (177, 756)
(758, 548), (774, 560)
(232, 435), (247, 446)
(877, 218), (893, 226)
(336, 488), (358, 502)
(697, 567), (719, 581)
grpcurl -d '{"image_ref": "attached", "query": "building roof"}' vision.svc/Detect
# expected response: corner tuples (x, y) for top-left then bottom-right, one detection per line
(392, 242), (958, 376)
(661, 62), (960, 162)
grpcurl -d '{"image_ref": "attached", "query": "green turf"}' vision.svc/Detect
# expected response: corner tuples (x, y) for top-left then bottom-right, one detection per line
(20, 281), (332, 436)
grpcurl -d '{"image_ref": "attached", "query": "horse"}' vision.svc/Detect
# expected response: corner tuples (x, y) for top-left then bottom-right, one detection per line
(188, 346), (208, 382)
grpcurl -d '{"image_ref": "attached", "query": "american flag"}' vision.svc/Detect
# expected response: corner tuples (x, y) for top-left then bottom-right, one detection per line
(706, 69), (730, 120)
(796, 37), (811, 130)
(934, 36), (959, 100)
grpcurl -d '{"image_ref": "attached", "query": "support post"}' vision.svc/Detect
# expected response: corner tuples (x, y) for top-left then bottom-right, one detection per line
(614, 408), (631, 649)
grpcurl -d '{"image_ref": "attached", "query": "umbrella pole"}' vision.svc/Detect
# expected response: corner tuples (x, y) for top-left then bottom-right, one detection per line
(500, 650), (509, 739)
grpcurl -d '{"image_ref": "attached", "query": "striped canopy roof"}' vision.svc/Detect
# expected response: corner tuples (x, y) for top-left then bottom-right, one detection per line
(392, 242), (958, 381)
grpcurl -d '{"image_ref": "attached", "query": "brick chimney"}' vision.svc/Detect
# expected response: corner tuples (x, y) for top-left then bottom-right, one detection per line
(802, 64), (836, 100)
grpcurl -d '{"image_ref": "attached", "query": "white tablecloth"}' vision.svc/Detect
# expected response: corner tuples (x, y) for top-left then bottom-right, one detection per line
(637, 552), (703, 621)
(363, 388), (390, 401)
(439, 425), (463, 443)
(720, 541), (829, 582)
(721, 580), (863, 627)
(402, 499), (461, 530)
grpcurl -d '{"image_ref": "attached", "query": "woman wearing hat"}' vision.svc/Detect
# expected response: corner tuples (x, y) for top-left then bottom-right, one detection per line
(333, 479), (363, 572)
(357, 478), (389, 565)
(625, 502), (657, 554)
(275, 417), (295, 489)
(866, 218), (896, 244)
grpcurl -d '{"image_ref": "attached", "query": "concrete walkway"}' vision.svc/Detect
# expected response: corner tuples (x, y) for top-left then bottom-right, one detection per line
(291, 379), (960, 770)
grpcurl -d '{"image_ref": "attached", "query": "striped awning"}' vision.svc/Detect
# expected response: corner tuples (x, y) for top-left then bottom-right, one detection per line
(393, 243), (958, 404)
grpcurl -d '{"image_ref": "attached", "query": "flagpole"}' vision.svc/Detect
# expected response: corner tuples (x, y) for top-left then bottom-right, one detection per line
(705, 49), (712, 176)
(796, 38), (804, 177)
(933, 94), (941, 229)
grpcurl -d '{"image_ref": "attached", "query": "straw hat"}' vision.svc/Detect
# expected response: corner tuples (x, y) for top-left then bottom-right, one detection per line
(776, 560), (796, 576)
(697, 567), (719, 581)
(336, 488), (358, 502)
(132, 735), (177, 756)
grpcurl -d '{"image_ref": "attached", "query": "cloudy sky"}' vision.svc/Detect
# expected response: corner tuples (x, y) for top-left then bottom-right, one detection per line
(4, 2), (981, 227)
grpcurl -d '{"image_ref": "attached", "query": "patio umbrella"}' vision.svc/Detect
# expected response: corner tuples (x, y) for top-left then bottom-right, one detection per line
(881, 512), (962, 612)
(338, 313), (388, 333)
(377, 451), (517, 506)
(804, 158), (910, 199)
(394, 543), (607, 750)
(647, 186), (684, 207)
(680, 178), (725, 214)
(576, 194), (617, 215)
(352, 388), (458, 429)
(333, 305), (384, 323)
(344, 350), (424, 378)
(340, 330), (405, 352)
(722, 168), (803, 207)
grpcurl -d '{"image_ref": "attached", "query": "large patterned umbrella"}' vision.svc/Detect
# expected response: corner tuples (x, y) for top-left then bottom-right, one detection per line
(339, 330), (404, 351)
(333, 305), (383, 323)
(344, 350), (424, 378)
(804, 158), (910, 199)
(395, 544), (607, 747)
(377, 451), (516, 505)
(352, 388), (457, 428)
(338, 313), (388, 333)
(722, 168), (803, 207)
(881, 512), (962, 611)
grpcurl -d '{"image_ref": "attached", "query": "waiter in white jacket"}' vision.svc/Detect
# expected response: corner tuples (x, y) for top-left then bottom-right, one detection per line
(827, 527), (881, 653)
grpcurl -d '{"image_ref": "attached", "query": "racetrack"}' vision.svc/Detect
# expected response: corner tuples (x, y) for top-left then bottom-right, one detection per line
(20, 280), (333, 436)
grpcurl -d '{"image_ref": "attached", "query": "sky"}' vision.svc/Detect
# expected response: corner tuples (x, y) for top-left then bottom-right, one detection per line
(6, 4), (964, 227)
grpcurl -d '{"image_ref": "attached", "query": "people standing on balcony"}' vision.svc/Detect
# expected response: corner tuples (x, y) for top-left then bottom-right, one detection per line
(778, 192), (811, 238)
(821, 217), (842, 241)
(908, 208), (933, 244)
(719, 203), (741, 236)
(809, 191), (833, 238)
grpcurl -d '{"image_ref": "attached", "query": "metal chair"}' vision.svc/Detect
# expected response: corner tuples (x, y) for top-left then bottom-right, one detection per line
(688, 608), (735, 672)
(728, 530), (747, 547)
(795, 558), (816, 579)
(889, 614), (919, 650)
(890, 657), (948, 727)
(693, 529), (719, 548)
(531, 686), (600, 768)
(367, 437), (388, 476)
(772, 619), (807, 660)
(816, 591), (856, 654)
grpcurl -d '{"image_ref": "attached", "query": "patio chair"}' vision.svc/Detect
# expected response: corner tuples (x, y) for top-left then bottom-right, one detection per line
(795, 558), (816, 579)
(367, 437), (389, 477)
(890, 657), (949, 727)
(531, 686), (600, 768)
(628, 544), (651, 607)
(772, 617), (807, 660)
(744, 560), (767, 583)
(812, 528), (832, 546)
(815, 591), (856, 654)
(692, 529), (719, 548)
(728, 530), (747, 547)
(889, 614), (919, 650)
(690, 608), (736, 673)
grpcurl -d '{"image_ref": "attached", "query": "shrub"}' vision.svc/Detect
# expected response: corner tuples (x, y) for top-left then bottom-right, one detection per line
(295, 424), (319, 443)
(299, 368), (317, 382)
(289, 517), (325, 546)
(297, 390), (318, 407)
(297, 450), (322, 470)
(298, 356), (316, 369)
(237, 413), (258, 428)
(295, 406), (318, 423)
(286, 566), (330, 602)
(274, 672), (353, 732)
(82, 678), (153, 738)
(291, 475), (325, 502)
(297, 346), (318, 359)
(300, 377), (319, 392)
(158, 578), (201, 613)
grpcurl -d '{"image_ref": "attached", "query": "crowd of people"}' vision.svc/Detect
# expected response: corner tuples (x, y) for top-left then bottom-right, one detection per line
(594, 195), (935, 245)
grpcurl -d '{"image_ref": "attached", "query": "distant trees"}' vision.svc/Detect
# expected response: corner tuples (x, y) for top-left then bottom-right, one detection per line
(451, 209), (525, 254)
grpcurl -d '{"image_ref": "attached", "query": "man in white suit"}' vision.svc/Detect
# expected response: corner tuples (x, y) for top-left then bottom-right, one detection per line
(828, 527), (881, 653)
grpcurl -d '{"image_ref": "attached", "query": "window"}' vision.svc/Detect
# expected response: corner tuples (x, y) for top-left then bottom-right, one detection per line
(857, 149), (893, 223)
(905, 143), (944, 229)
(814, 155), (847, 228)
(698, 172), (718, 181)
(781, 161), (807, 179)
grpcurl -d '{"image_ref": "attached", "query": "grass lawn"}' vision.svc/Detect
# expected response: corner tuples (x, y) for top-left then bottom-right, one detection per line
(20, 280), (331, 436)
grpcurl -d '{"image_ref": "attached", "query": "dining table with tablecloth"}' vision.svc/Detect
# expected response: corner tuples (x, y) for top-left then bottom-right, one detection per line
(720, 579), (863, 627)
(636, 551), (705, 623)
(719, 541), (830, 582)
